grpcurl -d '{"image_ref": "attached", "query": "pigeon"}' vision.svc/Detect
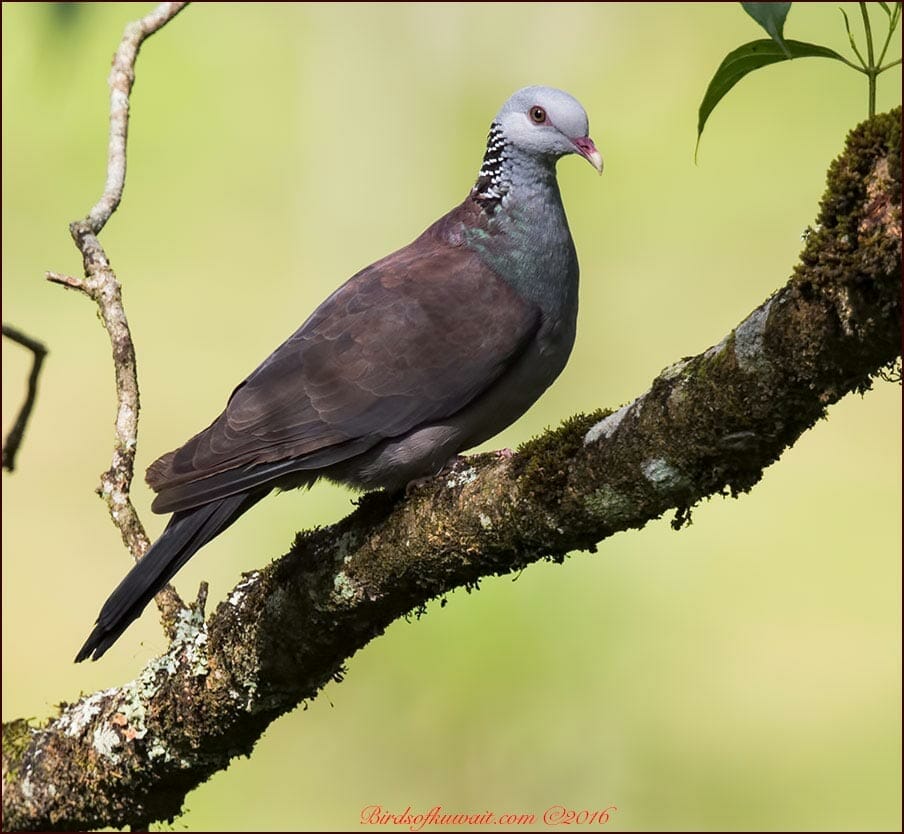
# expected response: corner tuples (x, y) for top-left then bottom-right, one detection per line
(76, 85), (602, 662)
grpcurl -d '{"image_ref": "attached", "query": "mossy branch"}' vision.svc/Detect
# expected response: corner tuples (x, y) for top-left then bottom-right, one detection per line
(2, 111), (900, 831)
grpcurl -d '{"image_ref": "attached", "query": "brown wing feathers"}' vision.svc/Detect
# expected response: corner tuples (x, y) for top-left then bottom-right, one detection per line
(146, 214), (540, 512)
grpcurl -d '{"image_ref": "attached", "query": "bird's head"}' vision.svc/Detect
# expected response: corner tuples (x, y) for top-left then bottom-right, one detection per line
(495, 86), (603, 174)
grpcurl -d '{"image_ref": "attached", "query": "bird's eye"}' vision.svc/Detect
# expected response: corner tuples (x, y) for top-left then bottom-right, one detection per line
(529, 106), (547, 124)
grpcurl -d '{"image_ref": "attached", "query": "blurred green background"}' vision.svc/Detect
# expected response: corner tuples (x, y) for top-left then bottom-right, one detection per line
(2, 3), (901, 831)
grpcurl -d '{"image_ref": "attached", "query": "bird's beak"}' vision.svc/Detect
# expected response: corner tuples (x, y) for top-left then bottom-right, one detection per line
(572, 136), (603, 174)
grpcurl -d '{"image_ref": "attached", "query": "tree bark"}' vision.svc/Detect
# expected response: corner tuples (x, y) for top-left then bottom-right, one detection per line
(2, 109), (900, 832)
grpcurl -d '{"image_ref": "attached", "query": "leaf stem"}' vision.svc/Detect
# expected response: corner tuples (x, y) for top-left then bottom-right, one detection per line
(840, 7), (869, 68)
(876, 1), (902, 65)
(859, 2), (877, 116)
(840, 56), (869, 72)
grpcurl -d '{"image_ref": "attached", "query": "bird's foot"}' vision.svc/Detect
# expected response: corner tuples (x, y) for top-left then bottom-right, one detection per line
(404, 474), (432, 496)
(493, 447), (514, 460)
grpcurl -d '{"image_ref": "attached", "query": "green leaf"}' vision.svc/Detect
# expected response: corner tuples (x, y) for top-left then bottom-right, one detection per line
(877, 1), (891, 16)
(696, 39), (850, 156)
(741, 2), (792, 55)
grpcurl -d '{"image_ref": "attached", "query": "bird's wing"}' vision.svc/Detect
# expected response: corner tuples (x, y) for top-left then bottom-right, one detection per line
(147, 227), (540, 512)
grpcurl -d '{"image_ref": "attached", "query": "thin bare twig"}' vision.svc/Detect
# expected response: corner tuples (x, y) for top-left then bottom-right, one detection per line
(84, 1), (190, 234)
(47, 1), (190, 627)
(1, 324), (48, 472)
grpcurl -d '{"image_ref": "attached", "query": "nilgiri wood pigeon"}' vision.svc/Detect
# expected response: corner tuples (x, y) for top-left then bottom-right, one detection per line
(76, 85), (602, 661)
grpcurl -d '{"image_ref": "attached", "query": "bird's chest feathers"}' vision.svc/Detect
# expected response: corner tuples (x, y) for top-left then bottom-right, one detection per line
(465, 188), (579, 327)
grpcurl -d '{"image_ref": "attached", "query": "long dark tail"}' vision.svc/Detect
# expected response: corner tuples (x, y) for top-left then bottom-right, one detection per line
(75, 490), (264, 662)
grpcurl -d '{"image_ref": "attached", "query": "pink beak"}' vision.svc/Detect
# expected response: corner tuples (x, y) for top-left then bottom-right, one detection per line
(572, 136), (603, 174)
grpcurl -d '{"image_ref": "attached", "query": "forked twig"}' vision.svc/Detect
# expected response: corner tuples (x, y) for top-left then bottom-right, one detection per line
(46, 1), (191, 628)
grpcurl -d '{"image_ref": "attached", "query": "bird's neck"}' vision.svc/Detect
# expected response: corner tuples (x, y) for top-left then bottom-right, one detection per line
(472, 122), (560, 208)
(472, 122), (508, 203)
(464, 125), (577, 319)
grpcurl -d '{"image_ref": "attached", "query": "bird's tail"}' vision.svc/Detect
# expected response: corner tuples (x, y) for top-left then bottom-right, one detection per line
(75, 490), (263, 662)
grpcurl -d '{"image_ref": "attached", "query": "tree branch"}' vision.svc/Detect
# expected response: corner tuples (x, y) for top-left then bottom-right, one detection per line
(1, 107), (899, 832)
(44, 1), (190, 632)
(85, 0), (191, 235)
(1, 325), (48, 473)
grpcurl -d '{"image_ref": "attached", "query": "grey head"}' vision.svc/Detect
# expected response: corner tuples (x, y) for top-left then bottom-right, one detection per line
(474, 85), (602, 202)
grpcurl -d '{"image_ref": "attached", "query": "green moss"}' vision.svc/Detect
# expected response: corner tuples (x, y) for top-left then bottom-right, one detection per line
(516, 409), (609, 473)
(2, 719), (35, 784)
(513, 408), (610, 508)
(801, 107), (901, 293)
